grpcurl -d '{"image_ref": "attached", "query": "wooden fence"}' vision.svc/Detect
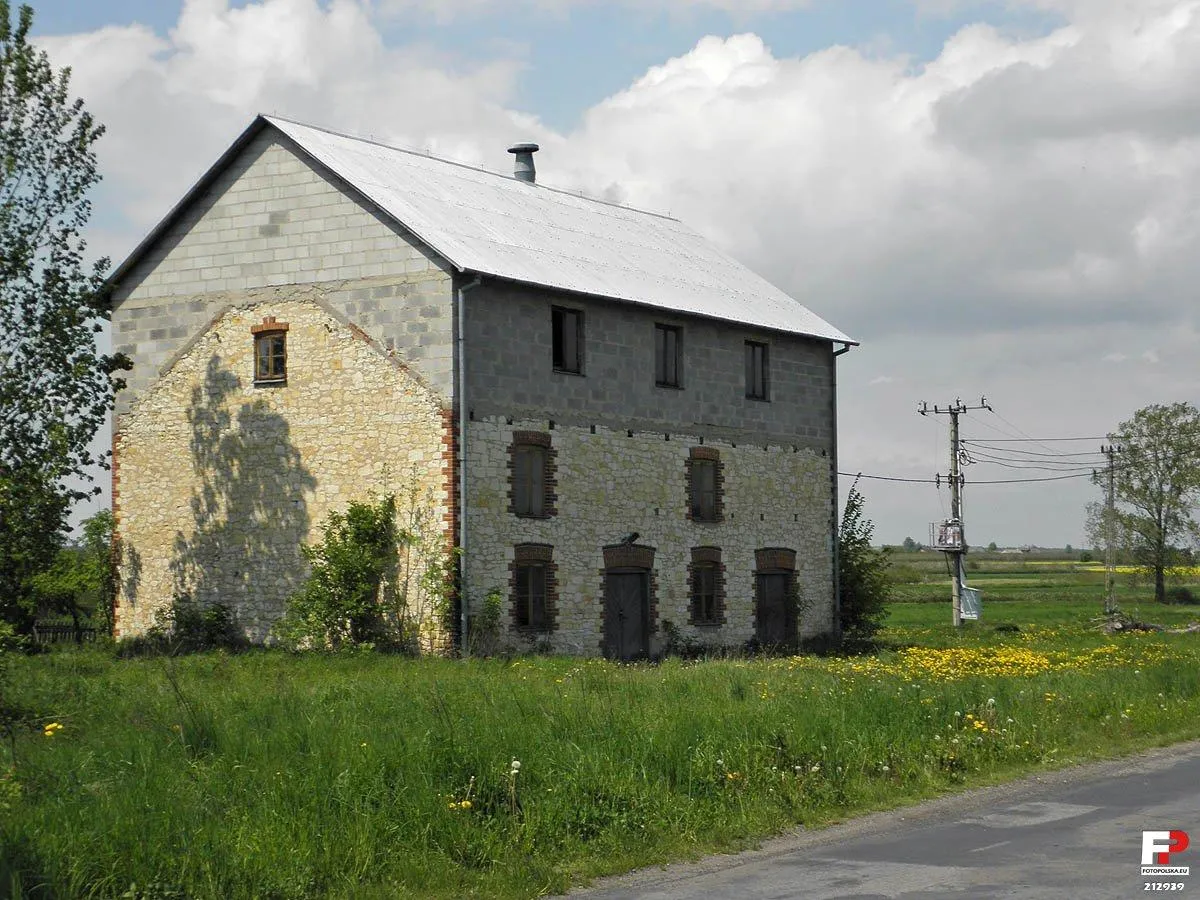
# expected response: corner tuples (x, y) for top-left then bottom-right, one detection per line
(31, 623), (100, 645)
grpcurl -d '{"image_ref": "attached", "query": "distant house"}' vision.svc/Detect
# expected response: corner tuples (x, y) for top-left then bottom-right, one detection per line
(107, 115), (856, 658)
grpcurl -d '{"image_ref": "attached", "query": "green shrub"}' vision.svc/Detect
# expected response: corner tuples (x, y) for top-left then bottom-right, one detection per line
(468, 588), (504, 657)
(1164, 586), (1198, 605)
(117, 597), (245, 657)
(274, 495), (406, 650)
(838, 481), (891, 648)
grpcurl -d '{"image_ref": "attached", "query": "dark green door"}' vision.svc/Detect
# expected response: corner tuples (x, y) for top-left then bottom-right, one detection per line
(756, 573), (795, 648)
(604, 572), (649, 660)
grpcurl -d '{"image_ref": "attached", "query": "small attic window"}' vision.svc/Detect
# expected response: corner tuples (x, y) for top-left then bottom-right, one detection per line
(251, 316), (289, 384)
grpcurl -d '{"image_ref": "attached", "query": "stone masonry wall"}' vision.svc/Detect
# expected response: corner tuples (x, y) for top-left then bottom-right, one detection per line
(113, 296), (449, 642)
(464, 417), (834, 655)
(111, 127), (455, 415)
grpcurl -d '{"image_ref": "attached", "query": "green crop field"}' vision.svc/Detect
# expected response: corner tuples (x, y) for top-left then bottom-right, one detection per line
(2, 559), (1199, 899)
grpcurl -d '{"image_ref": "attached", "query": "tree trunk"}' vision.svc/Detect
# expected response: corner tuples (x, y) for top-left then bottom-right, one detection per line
(1155, 564), (1166, 604)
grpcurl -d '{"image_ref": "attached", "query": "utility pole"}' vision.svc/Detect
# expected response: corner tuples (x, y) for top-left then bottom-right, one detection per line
(920, 397), (992, 627)
(1101, 443), (1120, 615)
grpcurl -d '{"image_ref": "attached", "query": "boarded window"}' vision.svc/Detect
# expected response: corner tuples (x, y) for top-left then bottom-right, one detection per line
(254, 332), (287, 383)
(515, 563), (548, 630)
(745, 340), (768, 400)
(512, 446), (546, 516)
(690, 458), (717, 521)
(552, 306), (582, 374)
(655, 323), (682, 387)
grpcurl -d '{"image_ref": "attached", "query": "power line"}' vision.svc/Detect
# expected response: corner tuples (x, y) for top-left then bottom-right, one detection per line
(837, 466), (1130, 485)
(956, 436), (1110, 443)
(960, 440), (1108, 459)
(838, 472), (935, 483)
(966, 470), (1112, 484)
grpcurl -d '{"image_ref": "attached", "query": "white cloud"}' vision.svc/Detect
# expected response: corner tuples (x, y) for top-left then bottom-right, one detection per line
(43, 0), (1200, 545)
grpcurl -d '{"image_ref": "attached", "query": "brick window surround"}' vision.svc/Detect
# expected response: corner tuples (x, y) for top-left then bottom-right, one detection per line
(685, 446), (724, 523)
(509, 543), (558, 633)
(598, 543), (659, 652)
(688, 546), (727, 626)
(508, 431), (558, 518)
(251, 316), (289, 384)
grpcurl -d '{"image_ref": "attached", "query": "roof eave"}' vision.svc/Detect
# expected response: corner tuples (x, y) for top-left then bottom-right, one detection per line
(461, 269), (858, 345)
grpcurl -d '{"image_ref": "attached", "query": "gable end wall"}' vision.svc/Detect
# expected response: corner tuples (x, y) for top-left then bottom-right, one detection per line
(110, 127), (456, 415)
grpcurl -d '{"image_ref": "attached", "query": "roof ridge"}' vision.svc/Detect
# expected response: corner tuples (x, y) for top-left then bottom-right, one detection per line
(261, 113), (681, 223)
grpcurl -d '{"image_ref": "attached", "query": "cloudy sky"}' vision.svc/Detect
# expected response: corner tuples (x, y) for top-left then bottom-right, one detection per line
(34, 0), (1200, 548)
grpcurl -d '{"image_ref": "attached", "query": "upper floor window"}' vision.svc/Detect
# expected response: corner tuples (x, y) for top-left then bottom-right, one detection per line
(251, 316), (289, 384)
(654, 323), (682, 388)
(552, 306), (583, 374)
(509, 431), (556, 518)
(745, 340), (769, 400)
(687, 446), (723, 523)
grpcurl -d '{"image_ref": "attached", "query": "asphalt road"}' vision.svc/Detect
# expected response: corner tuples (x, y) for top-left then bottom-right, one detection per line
(570, 740), (1200, 900)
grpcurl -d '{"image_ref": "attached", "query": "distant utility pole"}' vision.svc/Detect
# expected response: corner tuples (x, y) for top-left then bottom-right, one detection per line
(919, 397), (992, 627)
(1101, 443), (1121, 615)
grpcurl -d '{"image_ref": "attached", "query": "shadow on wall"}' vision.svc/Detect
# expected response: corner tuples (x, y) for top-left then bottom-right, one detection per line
(170, 355), (316, 637)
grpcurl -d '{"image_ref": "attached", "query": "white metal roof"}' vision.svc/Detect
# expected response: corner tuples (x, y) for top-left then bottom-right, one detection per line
(266, 116), (854, 343)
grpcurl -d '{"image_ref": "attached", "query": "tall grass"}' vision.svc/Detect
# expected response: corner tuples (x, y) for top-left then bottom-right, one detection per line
(3, 626), (1200, 899)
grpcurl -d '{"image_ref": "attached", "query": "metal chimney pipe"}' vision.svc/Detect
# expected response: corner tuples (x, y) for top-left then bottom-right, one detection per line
(507, 142), (539, 183)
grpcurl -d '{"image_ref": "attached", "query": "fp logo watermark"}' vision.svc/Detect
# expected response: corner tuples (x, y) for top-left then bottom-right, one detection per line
(1142, 831), (1190, 876)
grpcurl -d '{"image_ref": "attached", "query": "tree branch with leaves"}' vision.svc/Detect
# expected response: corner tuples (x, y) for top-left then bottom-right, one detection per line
(0, 2), (129, 631)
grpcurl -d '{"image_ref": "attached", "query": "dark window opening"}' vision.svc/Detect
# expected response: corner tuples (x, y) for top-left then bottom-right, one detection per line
(745, 340), (768, 400)
(255, 332), (287, 383)
(515, 563), (548, 630)
(552, 306), (582, 374)
(690, 458), (717, 522)
(655, 323), (682, 387)
(692, 563), (718, 624)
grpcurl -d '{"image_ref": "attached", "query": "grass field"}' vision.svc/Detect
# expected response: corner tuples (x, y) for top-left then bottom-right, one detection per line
(3, 557), (1200, 899)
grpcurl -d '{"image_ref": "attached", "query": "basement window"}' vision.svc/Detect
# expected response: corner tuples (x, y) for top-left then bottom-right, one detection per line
(251, 316), (289, 384)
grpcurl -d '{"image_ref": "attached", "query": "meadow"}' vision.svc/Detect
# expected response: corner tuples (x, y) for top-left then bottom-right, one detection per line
(3, 555), (1200, 899)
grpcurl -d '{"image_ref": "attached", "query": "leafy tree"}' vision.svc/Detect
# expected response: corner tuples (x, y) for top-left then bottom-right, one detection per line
(901, 536), (918, 553)
(0, 2), (128, 631)
(838, 480), (892, 647)
(30, 509), (116, 638)
(1101, 402), (1200, 604)
(986, 541), (998, 552)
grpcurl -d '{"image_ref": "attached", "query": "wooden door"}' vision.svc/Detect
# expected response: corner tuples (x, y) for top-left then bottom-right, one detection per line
(756, 572), (795, 648)
(604, 572), (649, 660)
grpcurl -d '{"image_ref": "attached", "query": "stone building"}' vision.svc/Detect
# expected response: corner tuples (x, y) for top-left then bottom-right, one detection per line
(107, 115), (855, 657)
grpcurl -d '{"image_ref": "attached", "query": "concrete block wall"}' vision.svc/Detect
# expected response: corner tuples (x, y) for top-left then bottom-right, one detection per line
(464, 281), (836, 448)
(111, 126), (455, 414)
(113, 297), (450, 642)
(463, 417), (834, 654)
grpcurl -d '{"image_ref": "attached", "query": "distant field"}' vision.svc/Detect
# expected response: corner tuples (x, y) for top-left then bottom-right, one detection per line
(884, 549), (1200, 609)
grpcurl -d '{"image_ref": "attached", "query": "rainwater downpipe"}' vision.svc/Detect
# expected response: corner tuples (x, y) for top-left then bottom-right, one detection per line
(831, 340), (854, 642)
(457, 273), (483, 651)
